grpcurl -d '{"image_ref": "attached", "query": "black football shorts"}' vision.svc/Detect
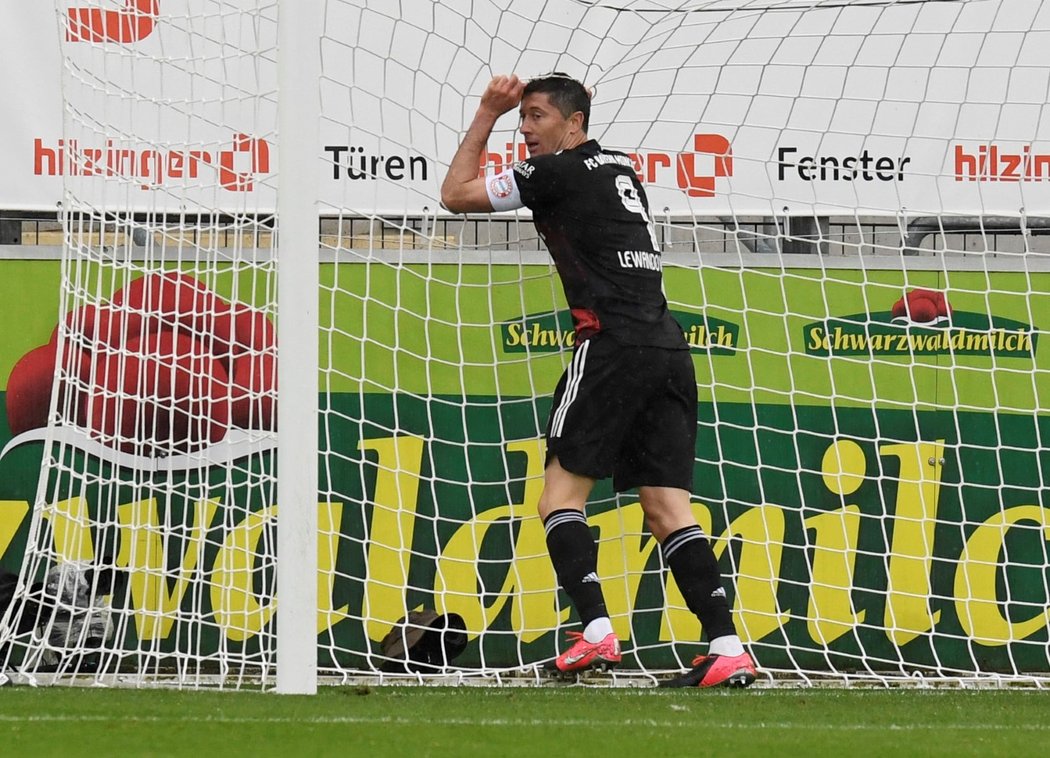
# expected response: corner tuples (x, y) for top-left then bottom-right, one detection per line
(545, 332), (697, 491)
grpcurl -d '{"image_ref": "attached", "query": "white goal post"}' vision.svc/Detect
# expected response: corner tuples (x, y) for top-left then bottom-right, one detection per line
(275, 0), (321, 696)
(0, 0), (1049, 689)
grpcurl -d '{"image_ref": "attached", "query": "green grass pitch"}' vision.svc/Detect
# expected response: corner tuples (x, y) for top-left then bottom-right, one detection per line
(1, 686), (1048, 757)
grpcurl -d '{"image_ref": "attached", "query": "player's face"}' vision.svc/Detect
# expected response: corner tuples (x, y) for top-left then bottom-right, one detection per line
(519, 92), (576, 157)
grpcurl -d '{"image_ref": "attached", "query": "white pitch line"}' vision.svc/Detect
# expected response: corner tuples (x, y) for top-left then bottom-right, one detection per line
(1, 714), (1050, 731)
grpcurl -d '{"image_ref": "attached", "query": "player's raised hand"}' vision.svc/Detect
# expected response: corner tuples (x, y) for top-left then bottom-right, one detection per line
(479, 74), (525, 117)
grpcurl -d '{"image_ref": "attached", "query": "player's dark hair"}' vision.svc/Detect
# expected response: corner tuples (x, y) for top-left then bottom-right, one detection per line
(523, 72), (591, 132)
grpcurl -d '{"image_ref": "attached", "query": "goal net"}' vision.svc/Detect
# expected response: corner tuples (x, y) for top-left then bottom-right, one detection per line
(2, 0), (1049, 688)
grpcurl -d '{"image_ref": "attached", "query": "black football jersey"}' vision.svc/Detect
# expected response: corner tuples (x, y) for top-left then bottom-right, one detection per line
(511, 140), (686, 349)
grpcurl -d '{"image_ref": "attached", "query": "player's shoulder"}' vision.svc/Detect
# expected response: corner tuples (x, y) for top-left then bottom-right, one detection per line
(590, 142), (631, 161)
(512, 140), (606, 180)
(578, 141), (636, 173)
(511, 151), (561, 182)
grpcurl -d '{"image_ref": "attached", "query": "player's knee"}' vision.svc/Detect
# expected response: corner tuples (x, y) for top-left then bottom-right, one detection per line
(537, 490), (585, 520)
(640, 489), (695, 541)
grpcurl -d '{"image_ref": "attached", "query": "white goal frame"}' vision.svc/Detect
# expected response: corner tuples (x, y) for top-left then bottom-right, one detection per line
(1, 0), (1049, 692)
(274, 0), (321, 696)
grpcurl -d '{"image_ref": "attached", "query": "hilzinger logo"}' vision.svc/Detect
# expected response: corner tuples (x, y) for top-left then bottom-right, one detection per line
(955, 144), (1050, 182)
(219, 134), (270, 191)
(67, 0), (159, 43)
(34, 133), (271, 191)
(676, 134), (733, 197)
(480, 133), (733, 197)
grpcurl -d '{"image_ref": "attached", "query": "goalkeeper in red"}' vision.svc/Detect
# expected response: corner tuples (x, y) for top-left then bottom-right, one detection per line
(441, 73), (757, 688)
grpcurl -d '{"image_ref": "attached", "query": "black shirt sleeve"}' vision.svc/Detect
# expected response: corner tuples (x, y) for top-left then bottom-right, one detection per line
(512, 155), (564, 210)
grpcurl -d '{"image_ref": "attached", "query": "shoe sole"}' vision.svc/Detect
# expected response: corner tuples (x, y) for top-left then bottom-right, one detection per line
(658, 663), (758, 689)
(717, 669), (756, 688)
(544, 659), (621, 678)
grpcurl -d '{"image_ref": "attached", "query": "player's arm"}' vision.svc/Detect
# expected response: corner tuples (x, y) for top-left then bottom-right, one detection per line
(441, 74), (525, 214)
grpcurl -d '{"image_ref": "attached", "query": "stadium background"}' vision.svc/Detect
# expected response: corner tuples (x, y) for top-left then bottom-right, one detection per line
(0, 0), (1048, 679)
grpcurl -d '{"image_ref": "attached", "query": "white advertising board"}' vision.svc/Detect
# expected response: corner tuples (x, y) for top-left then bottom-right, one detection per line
(2, 0), (1049, 216)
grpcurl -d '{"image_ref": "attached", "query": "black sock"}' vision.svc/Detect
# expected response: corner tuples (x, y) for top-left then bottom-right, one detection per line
(543, 509), (608, 627)
(662, 525), (737, 641)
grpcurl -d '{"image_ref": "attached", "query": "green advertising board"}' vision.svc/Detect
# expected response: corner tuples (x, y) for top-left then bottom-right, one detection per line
(0, 258), (1047, 675)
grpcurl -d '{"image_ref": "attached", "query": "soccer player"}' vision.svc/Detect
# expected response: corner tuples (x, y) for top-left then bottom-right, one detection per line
(440, 73), (757, 688)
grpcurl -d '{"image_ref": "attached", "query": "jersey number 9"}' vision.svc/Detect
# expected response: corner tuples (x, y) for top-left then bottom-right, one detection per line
(615, 175), (660, 251)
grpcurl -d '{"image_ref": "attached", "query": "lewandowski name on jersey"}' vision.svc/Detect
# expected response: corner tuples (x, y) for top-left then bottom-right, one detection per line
(617, 250), (662, 271)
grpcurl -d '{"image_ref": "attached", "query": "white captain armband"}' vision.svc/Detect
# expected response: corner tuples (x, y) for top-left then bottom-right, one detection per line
(485, 167), (524, 211)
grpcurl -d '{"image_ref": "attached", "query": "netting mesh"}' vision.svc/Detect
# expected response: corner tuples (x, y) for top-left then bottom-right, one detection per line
(1, 0), (1049, 688)
(0, 0), (281, 686)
